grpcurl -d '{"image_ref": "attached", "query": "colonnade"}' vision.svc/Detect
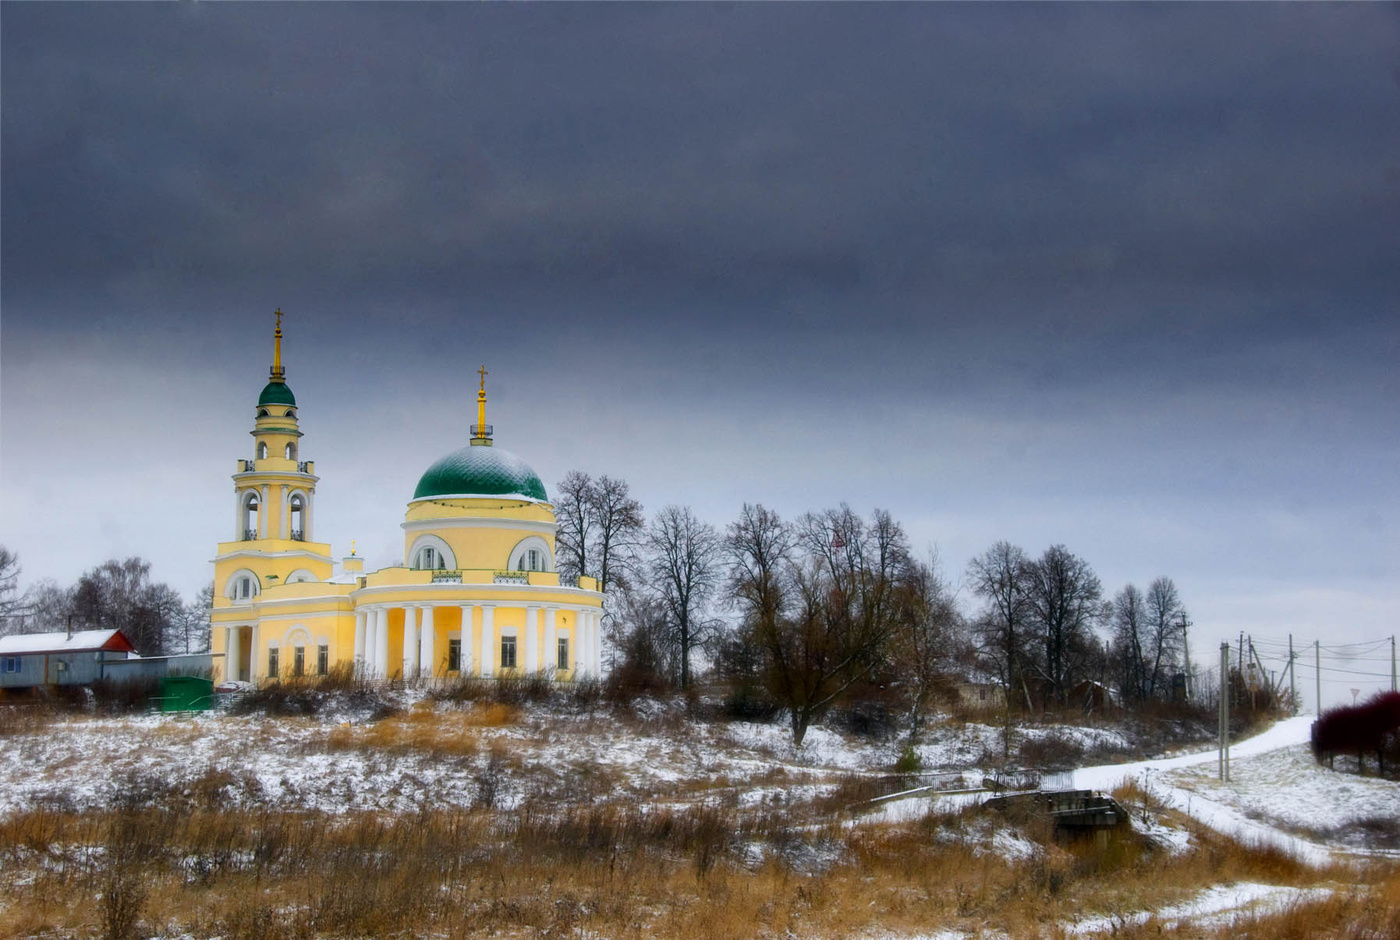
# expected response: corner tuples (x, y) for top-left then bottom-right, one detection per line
(353, 603), (603, 680)
(223, 624), (257, 683)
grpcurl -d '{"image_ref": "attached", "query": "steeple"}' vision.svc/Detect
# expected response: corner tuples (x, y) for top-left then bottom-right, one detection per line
(471, 364), (493, 446)
(270, 309), (286, 383)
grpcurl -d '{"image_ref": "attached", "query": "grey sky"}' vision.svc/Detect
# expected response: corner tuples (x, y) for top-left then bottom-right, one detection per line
(3, 3), (1398, 706)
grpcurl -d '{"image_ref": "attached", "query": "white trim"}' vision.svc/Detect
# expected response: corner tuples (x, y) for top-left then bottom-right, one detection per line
(408, 493), (551, 507)
(348, 582), (602, 603)
(406, 534), (457, 571)
(509, 535), (554, 573)
(212, 548), (333, 563)
(402, 517), (558, 535)
(223, 569), (262, 601)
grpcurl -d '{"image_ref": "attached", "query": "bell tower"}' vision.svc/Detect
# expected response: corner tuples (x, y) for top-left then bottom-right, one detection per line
(213, 311), (333, 611)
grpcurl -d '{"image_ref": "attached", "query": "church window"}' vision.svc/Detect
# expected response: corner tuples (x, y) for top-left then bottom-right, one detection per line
(268, 647), (279, 678)
(500, 635), (517, 669)
(285, 443), (297, 460)
(317, 644), (328, 676)
(242, 493), (260, 540)
(258, 409), (269, 418)
(238, 576), (253, 600)
(285, 408), (296, 418)
(415, 546), (445, 570)
(557, 636), (569, 671)
(289, 495), (305, 540)
(293, 645), (305, 677)
(448, 639), (461, 672)
(257, 442), (268, 459)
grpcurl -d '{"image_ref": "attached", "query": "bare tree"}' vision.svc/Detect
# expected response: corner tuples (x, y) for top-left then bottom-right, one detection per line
(1023, 545), (1105, 707)
(71, 558), (181, 655)
(893, 550), (964, 741)
(592, 475), (644, 596)
(734, 505), (913, 746)
(967, 541), (1031, 709)
(22, 579), (74, 633)
(647, 505), (721, 689)
(1111, 583), (1149, 704)
(0, 546), (24, 635)
(1143, 576), (1186, 699)
(173, 583), (215, 654)
(553, 470), (596, 581)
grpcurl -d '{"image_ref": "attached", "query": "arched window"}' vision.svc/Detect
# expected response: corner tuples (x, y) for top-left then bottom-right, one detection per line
(285, 442), (297, 460)
(289, 494), (305, 540)
(407, 535), (455, 571)
(509, 536), (552, 573)
(242, 492), (260, 540)
(225, 569), (261, 602)
(285, 408), (296, 419)
(415, 546), (445, 570)
(257, 442), (268, 460)
(258, 408), (269, 418)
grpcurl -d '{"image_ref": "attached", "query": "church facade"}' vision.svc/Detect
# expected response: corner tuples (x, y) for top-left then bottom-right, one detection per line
(210, 315), (603, 684)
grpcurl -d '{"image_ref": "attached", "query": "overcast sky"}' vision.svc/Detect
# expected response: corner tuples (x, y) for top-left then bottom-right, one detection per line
(3, 3), (1398, 707)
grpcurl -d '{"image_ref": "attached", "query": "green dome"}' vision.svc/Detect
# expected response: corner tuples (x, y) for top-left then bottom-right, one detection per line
(413, 445), (548, 502)
(258, 381), (297, 407)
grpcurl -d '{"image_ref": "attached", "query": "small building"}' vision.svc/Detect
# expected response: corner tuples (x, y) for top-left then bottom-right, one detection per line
(0, 629), (138, 689)
(956, 680), (1007, 714)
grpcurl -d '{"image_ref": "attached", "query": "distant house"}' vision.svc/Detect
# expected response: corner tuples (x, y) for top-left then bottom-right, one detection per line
(956, 680), (1007, 714)
(0, 629), (138, 689)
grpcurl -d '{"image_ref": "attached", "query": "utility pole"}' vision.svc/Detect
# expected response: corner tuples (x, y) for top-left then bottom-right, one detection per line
(1219, 642), (1230, 782)
(1179, 612), (1193, 700)
(1392, 635), (1396, 693)
(1289, 634), (1296, 716)
(1315, 640), (1321, 717)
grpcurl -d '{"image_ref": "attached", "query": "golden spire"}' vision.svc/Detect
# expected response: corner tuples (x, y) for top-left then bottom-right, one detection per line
(472, 364), (492, 446)
(270, 309), (286, 382)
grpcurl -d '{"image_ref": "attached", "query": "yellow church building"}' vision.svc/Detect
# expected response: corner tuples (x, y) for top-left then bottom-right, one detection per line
(211, 314), (603, 684)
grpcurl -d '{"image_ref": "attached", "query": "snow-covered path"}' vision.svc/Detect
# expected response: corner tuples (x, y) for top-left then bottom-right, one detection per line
(1071, 717), (1343, 867)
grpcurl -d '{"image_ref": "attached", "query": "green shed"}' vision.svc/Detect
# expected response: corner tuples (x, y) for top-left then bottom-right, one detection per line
(159, 675), (214, 713)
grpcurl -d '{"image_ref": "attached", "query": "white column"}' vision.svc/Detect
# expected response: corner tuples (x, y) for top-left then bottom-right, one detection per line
(480, 605), (495, 677)
(419, 605), (435, 677)
(353, 610), (366, 675)
(259, 485), (270, 539)
(403, 606), (418, 679)
(250, 624), (261, 682)
(525, 606), (539, 673)
(375, 607), (390, 679)
(591, 611), (601, 675)
(305, 491), (314, 541)
(226, 626), (241, 683)
(460, 604), (474, 675)
(545, 607), (558, 672)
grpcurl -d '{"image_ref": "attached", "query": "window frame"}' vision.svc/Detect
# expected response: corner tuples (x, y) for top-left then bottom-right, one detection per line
(317, 644), (328, 676)
(500, 635), (517, 670)
(557, 636), (569, 671)
(448, 638), (461, 673)
(268, 647), (279, 679)
(2, 656), (20, 674)
(293, 645), (305, 677)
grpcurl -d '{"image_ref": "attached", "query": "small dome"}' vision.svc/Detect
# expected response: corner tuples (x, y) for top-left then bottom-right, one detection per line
(258, 381), (297, 407)
(413, 445), (548, 502)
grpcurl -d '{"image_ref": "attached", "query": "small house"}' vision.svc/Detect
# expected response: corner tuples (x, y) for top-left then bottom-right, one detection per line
(0, 629), (137, 689)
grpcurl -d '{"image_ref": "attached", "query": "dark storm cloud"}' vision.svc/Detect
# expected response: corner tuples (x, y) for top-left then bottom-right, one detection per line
(5, 3), (1398, 325)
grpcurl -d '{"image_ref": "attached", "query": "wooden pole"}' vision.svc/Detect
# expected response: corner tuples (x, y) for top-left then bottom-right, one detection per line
(1219, 642), (1230, 782)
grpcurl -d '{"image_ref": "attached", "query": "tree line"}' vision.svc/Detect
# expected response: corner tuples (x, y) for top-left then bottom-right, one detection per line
(0, 547), (211, 657)
(552, 474), (1194, 744)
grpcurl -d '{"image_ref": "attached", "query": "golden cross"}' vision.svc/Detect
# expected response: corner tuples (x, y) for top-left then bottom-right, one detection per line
(478, 364), (488, 391)
(275, 308), (283, 330)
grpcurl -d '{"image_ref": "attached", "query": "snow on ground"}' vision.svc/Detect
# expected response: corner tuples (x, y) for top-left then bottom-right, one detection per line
(1065, 881), (1336, 935)
(1072, 716), (1399, 866)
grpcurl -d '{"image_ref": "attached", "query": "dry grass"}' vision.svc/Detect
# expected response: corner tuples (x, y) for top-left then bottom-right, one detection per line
(1, 785), (1387, 940)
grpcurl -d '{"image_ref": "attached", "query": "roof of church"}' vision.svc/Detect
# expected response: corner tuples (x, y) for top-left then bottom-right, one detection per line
(258, 380), (297, 407)
(413, 444), (548, 502)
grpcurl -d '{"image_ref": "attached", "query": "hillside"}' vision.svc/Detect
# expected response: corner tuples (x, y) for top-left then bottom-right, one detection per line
(0, 690), (1395, 938)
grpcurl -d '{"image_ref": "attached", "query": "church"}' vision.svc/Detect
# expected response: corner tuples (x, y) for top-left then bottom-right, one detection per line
(211, 315), (603, 684)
